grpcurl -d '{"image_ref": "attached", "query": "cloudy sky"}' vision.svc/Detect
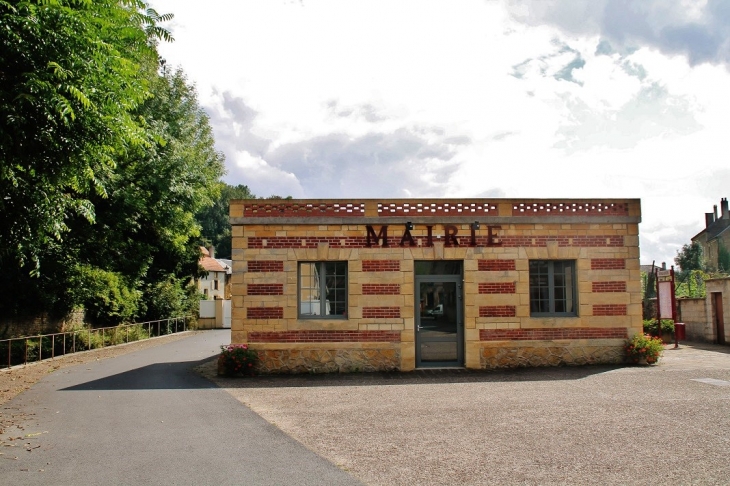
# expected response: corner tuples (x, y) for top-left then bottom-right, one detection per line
(150, 0), (730, 266)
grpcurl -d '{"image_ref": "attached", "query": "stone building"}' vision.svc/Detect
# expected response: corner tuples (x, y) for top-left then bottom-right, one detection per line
(692, 197), (730, 272)
(230, 198), (642, 373)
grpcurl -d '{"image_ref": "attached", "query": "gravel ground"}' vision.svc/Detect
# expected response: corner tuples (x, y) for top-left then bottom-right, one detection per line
(202, 343), (730, 486)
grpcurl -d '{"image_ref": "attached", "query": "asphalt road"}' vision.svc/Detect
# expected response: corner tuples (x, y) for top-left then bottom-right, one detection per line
(0, 330), (362, 485)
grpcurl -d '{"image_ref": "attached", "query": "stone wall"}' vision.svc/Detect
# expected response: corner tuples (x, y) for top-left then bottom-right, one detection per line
(480, 340), (624, 368)
(0, 310), (85, 339)
(256, 345), (400, 374)
(677, 298), (712, 342)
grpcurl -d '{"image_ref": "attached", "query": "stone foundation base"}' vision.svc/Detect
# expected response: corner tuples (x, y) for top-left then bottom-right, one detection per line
(257, 347), (401, 374)
(480, 342), (624, 369)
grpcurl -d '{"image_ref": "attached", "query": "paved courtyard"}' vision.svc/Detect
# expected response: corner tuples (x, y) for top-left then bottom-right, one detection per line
(2, 332), (730, 485)
(207, 342), (730, 485)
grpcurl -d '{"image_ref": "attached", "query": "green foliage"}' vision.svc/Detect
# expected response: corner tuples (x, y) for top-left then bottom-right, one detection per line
(218, 344), (259, 376)
(643, 319), (675, 335)
(674, 269), (707, 299)
(0, 2), (225, 327)
(0, 0), (169, 272)
(674, 242), (704, 274)
(625, 334), (664, 365)
(196, 183), (255, 259)
(718, 242), (730, 274)
(73, 264), (141, 326)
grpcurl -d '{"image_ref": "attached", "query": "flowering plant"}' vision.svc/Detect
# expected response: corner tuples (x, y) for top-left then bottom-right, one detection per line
(218, 344), (259, 376)
(625, 333), (665, 364)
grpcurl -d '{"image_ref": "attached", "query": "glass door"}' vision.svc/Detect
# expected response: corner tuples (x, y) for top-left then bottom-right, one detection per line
(415, 276), (463, 367)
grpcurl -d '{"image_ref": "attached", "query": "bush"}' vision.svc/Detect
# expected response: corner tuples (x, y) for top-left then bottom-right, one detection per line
(643, 319), (674, 335)
(218, 344), (259, 376)
(625, 334), (665, 364)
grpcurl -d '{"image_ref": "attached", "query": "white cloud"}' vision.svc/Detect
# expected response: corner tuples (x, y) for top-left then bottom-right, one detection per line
(150, 0), (730, 266)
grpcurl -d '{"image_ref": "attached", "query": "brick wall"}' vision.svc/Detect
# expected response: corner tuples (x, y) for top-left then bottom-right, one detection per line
(247, 261), (284, 272)
(362, 260), (400, 272)
(230, 198), (642, 373)
(362, 284), (400, 295)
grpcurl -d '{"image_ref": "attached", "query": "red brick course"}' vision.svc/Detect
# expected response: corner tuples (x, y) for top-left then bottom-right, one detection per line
(479, 306), (517, 317)
(362, 260), (400, 272)
(246, 307), (284, 319)
(362, 307), (401, 318)
(247, 284), (284, 295)
(362, 284), (401, 295)
(592, 304), (627, 316)
(480, 327), (628, 341)
(478, 260), (517, 271)
(246, 235), (624, 249)
(247, 260), (284, 272)
(591, 281), (627, 293)
(248, 330), (401, 343)
(591, 258), (625, 270)
(478, 282), (516, 294)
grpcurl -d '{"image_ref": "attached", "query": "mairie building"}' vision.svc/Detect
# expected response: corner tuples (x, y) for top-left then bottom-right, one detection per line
(229, 198), (641, 373)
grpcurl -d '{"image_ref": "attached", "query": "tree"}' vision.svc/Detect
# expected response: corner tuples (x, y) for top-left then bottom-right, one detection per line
(675, 242), (704, 274)
(67, 68), (225, 323)
(0, 0), (170, 275)
(0, 2), (226, 326)
(196, 183), (255, 259)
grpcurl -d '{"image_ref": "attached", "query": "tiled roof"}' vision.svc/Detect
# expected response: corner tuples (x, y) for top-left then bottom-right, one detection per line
(200, 256), (226, 273)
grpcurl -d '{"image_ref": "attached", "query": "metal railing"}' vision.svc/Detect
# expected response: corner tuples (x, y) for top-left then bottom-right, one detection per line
(0, 316), (190, 369)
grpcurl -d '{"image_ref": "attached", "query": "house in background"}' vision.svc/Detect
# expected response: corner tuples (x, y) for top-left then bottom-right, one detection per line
(692, 198), (730, 272)
(198, 246), (232, 329)
(198, 246), (230, 300)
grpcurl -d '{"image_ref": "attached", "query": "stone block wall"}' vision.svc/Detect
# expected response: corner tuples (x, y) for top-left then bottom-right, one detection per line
(230, 199), (642, 373)
(677, 298), (712, 342)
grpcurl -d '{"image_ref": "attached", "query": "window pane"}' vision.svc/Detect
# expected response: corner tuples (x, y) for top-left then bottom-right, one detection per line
(299, 262), (348, 318)
(529, 260), (576, 316)
(299, 263), (320, 315)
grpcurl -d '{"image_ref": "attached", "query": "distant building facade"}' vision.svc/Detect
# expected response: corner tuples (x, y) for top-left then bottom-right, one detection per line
(230, 198), (642, 373)
(692, 198), (730, 272)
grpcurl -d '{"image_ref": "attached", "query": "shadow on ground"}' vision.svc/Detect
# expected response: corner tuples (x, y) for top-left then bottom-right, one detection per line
(211, 362), (627, 389)
(61, 357), (219, 391)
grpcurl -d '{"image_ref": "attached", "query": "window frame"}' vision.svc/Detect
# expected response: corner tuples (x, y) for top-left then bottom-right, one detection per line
(529, 260), (578, 317)
(297, 261), (348, 319)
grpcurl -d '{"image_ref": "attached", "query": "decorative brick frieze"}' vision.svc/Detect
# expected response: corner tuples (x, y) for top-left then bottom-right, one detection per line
(362, 260), (400, 272)
(512, 202), (629, 217)
(479, 327), (628, 341)
(243, 202), (365, 217)
(247, 284), (284, 295)
(478, 260), (516, 271)
(362, 284), (401, 295)
(377, 201), (498, 216)
(246, 307), (284, 319)
(362, 307), (401, 318)
(591, 281), (627, 293)
(592, 304), (627, 316)
(247, 260), (284, 272)
(249, 330), (401, 343)
(478, 282), (516, 294)
(591, 258), (625, 270)
(479, 306), (517, 317)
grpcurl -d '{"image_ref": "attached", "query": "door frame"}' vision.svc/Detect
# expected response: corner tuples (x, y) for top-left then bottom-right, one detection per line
(414, 274), (464, 368)
(712, 292), (725, 345)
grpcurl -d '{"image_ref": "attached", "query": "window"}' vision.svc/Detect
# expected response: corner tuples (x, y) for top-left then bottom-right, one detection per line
(214, 278), (219, 290)
(299, 262), (347, 318)
(529, 260), (577, 316)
